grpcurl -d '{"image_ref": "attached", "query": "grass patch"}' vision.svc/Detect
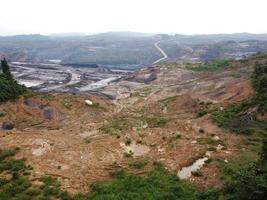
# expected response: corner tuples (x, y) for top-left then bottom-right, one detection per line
(88, 164), (220, 200)
(0, 147), (72, 200)
(187, 59), (229, 71)
(159, 96), (178, 106)
(197, 137), (216, 145)
(145, 116), (169, 128)
(99, 116), (135, 134)
(23, 91), (55, 101)
(128, 160), (148, 169)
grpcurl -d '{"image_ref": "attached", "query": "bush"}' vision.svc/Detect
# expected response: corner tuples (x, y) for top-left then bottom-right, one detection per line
(0, 147), (68, 200)
(88, 164), (218, 200)
(188, 59), (229, 71)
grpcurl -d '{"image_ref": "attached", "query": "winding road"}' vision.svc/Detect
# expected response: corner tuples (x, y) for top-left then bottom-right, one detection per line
(153, 41), (168, 64)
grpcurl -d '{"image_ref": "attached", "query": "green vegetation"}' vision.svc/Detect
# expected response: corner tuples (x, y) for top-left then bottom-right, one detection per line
(123, 150), (134, 158)
(125, 138), (132, 146)
(99, 115), (169, 135)
(211, 62), (267, 199)
(187, 59), (229, 71)
(99, 116), (134, 134)
(251, 63), (267, 111)
(0, 147), (221, 200)
(128, 159), (148, 169)
(0, 147), (73, 200)
(0, 111), (5, 117)
(0, 59), (27, 102)
(197, 137), (215, 145)
(212, 63), (267, 133)
(159, 96), (178, 106)
(222, 134), (267, 200)
(197, 107), (211, 117)
(146, 116), (169, 128)
(251, 52), (267, 59)
(87, 164), (220, 200)
(84, 137), (91, 144)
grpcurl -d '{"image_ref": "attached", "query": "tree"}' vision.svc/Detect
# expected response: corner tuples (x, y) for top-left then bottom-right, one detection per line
(1, 58), (12, 80)
(251, 63), (267, 94)
(260, 136), (267, 165)
(0, 59), (26, 102)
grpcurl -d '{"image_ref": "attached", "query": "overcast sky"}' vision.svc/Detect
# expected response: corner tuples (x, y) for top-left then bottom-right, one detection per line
(0, 0), (266, 36)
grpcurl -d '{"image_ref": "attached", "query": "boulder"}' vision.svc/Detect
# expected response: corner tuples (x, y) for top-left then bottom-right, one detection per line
(212, 136), (220, 142)
(2, 121), (14, 130)
(85, 100), (93, 106)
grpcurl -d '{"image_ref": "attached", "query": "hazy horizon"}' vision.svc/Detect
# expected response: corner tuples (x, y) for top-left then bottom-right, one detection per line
(2, 31), (267, 37)
(1, 0), (267, 36)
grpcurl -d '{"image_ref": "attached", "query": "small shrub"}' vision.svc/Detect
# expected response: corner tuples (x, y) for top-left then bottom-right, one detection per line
(125, 138), (132, 146)
(136, 140), (143, 144)
(84, 137), (91, 144)
(123, 150), (134, 158)
(192, 170), (203, 177)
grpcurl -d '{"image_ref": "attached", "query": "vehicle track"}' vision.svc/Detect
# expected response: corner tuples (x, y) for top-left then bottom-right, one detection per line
(153, 41), (168, 64)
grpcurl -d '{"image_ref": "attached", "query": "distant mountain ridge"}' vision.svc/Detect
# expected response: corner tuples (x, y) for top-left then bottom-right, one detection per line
(1, 32), (267, 69)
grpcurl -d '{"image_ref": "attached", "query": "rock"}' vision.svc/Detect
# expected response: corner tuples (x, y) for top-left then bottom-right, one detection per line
(191, 140), (197, 144)
(216, 144), (224, 151)
(176, 131), (181, 136)
(2, 121), (14, 130)
(212, 136), (220, 142)
(85, 100), (93, 106)
(205, 151), (212, 157)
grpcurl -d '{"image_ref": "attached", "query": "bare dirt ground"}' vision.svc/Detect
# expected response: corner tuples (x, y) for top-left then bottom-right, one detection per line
(0, 59), (258, 193)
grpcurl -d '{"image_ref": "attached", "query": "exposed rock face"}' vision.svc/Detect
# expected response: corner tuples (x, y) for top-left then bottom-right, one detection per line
(2, 121), (14, 130)
(126, 67), (158, 83)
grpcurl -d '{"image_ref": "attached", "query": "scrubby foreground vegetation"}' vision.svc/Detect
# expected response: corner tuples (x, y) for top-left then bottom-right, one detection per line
(0, 147), (220, 200)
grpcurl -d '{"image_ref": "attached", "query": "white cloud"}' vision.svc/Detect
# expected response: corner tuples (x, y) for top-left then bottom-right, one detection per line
(0, 0), (266, 35)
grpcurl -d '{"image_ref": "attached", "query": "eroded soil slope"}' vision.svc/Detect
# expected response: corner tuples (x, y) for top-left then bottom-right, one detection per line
(0, 57), (263, 193)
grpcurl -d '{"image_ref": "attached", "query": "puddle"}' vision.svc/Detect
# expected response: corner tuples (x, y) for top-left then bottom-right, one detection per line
(177, 157), (208, 179)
